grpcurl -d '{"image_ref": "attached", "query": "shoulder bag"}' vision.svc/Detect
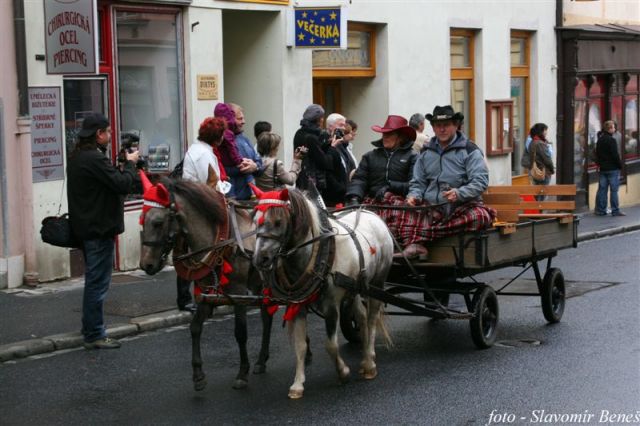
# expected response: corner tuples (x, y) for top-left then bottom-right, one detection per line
(530, 142), (546, 182)
(40, 177), (79, 248)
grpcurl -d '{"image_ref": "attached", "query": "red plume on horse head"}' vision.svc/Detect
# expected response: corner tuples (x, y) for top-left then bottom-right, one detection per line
(249, 183), (289, 202)
(139, 170), (171, 225)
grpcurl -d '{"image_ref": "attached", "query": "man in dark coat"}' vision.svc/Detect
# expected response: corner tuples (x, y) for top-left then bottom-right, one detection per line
(595, 120), (625, 216)
(67, 113), (140, 349)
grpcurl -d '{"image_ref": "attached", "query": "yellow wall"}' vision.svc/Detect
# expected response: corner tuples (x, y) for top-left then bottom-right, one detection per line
(588, 173), (640, 210)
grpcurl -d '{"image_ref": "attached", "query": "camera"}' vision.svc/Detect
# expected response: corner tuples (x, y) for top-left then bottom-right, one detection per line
(334, 128), (344, 139)
(119, 132), (147, 169)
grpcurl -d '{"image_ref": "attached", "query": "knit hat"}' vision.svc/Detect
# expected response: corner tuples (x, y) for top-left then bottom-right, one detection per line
(302, 104), (325, 122)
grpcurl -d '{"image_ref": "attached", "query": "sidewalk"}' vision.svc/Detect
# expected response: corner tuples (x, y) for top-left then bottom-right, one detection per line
(1, 204), (639, 362)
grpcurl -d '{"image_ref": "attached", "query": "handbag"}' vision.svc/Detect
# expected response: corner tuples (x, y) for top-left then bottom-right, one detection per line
(40, 213), (78, 248)
(40, 177), (79, 248)
(530, 142), (546, 181)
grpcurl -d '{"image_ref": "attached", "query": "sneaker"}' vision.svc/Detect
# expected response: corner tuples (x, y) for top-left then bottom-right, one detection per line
(83, 337), (121, 350)
(594, 211), (607, 216)
(612, 211), (627, 216)
(178, 303), (197, 313)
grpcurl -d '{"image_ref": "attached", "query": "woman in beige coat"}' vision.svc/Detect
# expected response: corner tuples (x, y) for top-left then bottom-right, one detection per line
(254, 132), (306, 191)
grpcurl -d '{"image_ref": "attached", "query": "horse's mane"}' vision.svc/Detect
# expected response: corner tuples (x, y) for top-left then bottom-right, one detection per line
(288, 188), (321, 239)
(162, 178), (226, 228)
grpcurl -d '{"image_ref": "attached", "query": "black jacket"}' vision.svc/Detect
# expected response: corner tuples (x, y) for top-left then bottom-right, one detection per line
(293, 123), (334, 191)
(67, 148), (139, 240)
(346, 139), (417, 200)
(596, 132), (622, 171)
(321, 147), (347, 206)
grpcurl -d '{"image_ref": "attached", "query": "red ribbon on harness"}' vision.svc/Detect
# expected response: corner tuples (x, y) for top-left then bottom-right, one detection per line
(261, 287), (319, 322)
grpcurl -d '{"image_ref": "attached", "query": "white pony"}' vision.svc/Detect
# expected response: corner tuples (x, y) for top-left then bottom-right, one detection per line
(250, 185), (393, 399)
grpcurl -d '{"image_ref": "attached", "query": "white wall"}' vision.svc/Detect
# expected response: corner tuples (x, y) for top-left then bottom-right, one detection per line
(185, 7), (224, 147)
(223, 10), (284, 144)
(330, 1), (557, 184)
(24, 0), (70, 281)
(564, 0), (640, 25)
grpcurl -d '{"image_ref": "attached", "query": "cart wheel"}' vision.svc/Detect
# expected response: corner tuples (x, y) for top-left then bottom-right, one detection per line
(541, 267), (565, 323)
(340, 298), (362, 345)
(469, 286), (499, 349)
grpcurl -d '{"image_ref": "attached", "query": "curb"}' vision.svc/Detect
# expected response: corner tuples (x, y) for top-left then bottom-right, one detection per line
(577, 223), (640, 243)
(0, 305), (234, 363)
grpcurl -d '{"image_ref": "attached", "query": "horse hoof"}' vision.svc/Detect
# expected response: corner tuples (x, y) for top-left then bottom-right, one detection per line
(253, 364), (267, 375)
(288, 389), (304, 399)
(338, 366), (351, 383)
(232, 379), (248, 389)
(193, 378), (207, 392)
(362, 367), (378, 380)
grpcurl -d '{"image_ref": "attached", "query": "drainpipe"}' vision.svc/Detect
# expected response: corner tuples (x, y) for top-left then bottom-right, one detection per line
(13, 0), (29, 116)
(0, 100), (8, 259)
(555, 0), (566, 185)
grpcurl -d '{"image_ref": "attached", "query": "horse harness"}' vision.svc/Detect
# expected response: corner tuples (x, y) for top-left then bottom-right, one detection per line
(259, 205), (368, 305)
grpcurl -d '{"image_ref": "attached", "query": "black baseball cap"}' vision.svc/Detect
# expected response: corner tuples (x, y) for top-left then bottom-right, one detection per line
(77, 113), (110, 137)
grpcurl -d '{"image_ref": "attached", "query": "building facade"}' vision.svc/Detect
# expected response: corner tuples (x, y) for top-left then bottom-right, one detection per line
(17, 0), (557, 283)
(557, 0), (640, 210)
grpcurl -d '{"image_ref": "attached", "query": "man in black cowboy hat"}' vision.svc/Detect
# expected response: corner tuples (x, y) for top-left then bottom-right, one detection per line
(398, 105), (494, 259)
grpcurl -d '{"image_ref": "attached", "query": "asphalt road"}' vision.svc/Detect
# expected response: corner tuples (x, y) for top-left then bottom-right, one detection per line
(1, 232), (638, 426)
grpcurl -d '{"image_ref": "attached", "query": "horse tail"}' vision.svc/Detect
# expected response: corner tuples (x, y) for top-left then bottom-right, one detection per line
(376, 307), (394, 349)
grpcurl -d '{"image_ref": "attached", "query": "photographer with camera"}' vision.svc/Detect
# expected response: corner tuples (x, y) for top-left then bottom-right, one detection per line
(67, 113), (140, 349)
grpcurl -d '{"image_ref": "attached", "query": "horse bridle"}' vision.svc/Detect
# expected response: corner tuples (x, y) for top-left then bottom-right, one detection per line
(140, 193), (183, 263)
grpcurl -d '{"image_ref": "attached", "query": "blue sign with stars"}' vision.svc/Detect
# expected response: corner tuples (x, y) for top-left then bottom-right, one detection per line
(294, 7), (341, 48)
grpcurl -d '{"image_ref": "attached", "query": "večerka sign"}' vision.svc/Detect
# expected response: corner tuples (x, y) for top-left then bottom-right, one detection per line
(44, 0), (98, 75)
(29, 87), (64, 183)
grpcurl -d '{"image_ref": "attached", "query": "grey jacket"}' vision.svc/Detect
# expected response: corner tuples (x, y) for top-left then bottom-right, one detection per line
(408, 132), (489, 205)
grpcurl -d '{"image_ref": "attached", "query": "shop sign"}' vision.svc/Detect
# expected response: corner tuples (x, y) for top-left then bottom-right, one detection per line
(290, 7), (346, 49)
(44, 0), (98, 75)
(197, 74), (219, 100)
(29, 87), (64, 183)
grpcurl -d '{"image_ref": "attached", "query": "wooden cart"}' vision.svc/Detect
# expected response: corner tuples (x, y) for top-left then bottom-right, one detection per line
(340, 184), (579, 349)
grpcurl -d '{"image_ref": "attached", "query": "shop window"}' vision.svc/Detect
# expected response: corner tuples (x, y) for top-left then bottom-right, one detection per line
(586, 77), (605, 172)
(450, 29), (475, 140)
(623, 74), (639, 161)
(312, 22), (376, 78)
(63, 78), (109, 160)
(115, 10), (184, 178)
(510, 31), (531, 174)
(485, 100), (513, 156)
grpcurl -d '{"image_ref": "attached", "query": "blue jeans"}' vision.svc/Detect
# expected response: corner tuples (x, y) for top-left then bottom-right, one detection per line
(81, 238), (115, 342)
(595, 170), (621, 215)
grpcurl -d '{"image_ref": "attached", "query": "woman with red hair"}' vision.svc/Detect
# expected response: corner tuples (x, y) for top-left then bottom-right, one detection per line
(177, 116), (228, 312)
(182, 116), (228, 188)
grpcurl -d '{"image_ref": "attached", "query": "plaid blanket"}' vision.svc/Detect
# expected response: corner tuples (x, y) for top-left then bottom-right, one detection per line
(363, 193), (496, 247)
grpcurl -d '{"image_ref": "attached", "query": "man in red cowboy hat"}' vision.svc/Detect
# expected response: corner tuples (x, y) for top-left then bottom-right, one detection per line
(398, 105), (495, 259)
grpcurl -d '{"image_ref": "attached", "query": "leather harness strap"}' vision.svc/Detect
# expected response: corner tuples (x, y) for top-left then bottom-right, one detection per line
(173, 191), (231, 282)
